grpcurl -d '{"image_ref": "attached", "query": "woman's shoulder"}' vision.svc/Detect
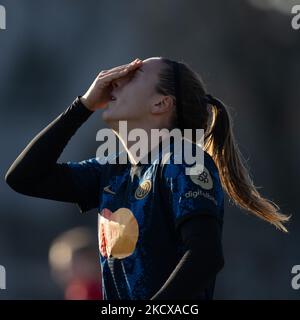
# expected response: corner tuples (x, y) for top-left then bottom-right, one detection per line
(160, 139), (220, 177)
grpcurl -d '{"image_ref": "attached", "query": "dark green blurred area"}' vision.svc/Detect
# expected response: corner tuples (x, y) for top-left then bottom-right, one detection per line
(0, 0), (299, 299)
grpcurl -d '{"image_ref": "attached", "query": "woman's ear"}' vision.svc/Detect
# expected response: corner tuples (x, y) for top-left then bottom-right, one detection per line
(151, 96), (174, 115)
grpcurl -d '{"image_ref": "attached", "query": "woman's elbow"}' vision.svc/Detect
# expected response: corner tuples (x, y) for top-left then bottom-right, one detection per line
(202, 248), (225, 275)
(5, 170), (19, 191)
(5, 166), (28, 194)
(216, 254), (225, 274)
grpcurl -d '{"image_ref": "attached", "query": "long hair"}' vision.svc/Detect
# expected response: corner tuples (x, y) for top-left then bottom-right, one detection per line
(156, 57), (290, 232)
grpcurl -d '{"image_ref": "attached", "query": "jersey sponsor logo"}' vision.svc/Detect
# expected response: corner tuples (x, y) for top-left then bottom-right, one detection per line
(98, 208), (139, 259)
(103, 185), (116, 195)
(189, 166), (213, 190)
(185, 189), (218, 206)
(134, 179), (152, 200)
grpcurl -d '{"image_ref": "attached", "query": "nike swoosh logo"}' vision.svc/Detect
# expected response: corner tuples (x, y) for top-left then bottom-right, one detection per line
(103, 185), (116, 195)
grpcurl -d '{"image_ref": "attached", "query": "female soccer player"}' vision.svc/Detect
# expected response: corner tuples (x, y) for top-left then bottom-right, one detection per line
(5, 57), (289, 300)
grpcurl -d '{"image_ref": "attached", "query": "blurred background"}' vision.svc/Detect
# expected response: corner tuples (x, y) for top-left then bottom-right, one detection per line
(0, 0), (299, 299)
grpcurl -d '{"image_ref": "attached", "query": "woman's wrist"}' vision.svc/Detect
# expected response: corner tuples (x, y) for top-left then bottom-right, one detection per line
(79, 96), (96, 112)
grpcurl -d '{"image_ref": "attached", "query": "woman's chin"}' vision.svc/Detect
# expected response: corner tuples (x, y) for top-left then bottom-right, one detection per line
(101, 110), (111, 123)
(102, 108), (118, 124)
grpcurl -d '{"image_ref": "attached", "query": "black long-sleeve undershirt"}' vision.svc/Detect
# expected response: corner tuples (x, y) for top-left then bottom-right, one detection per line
(5, 97), (224, 300)
(5, 97), (96, 206)
(150, 214), (224, 300)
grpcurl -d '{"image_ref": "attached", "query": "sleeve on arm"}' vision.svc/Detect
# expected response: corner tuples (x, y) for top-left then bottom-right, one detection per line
(163, 155), (224, 231)
(4, 97), (103, 213)
(64, 158), (106, 213)
(150, 214), (224, 300)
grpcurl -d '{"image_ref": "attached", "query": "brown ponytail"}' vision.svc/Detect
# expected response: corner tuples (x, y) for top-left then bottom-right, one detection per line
(203, 94), (290, 232)
(157, 57), (291, 232)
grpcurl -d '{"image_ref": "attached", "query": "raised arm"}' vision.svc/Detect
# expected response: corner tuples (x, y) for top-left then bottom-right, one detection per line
(5, 97), (97, 206)
(5, 59), (143, 211)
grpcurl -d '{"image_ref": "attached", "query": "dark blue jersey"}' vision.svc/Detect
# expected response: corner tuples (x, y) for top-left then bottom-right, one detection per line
(5, 98), (225, 300)
(66, 140), (224, 300)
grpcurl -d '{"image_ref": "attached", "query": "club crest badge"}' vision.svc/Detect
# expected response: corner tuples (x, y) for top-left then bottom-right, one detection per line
(134, 179), (152, 200)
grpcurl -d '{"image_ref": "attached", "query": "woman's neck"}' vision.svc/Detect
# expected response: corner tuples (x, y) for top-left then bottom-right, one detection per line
(113, 123), (171, 166)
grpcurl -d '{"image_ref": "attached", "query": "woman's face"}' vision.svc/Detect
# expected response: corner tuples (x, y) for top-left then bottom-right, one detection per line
(102, 57), (164, 127)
